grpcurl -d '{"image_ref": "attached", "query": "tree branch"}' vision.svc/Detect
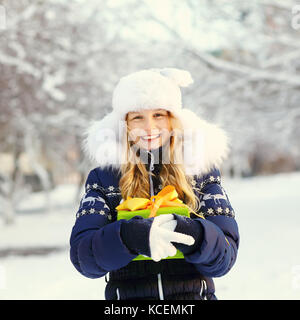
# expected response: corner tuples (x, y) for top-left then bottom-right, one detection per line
(185, 47), (300, 87)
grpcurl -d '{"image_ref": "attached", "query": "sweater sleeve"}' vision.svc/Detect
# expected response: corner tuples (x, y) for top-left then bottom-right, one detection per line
(183, 168), (240, 278)
(69, 169), (137, 279)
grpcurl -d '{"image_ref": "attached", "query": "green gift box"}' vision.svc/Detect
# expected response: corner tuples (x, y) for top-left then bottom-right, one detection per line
(117, 206), (190, 261)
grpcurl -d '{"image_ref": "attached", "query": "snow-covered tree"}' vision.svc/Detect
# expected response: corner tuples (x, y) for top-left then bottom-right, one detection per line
(130, 0), (300, 176)
(1, 0), (299, 224)
(0, 0), (149, 223)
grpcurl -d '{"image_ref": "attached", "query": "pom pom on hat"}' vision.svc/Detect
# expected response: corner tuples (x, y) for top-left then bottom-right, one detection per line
(151, 68), (194, 87)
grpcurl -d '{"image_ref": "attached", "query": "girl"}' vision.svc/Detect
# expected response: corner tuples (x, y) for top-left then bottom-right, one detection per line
(70, 68), (239, 300)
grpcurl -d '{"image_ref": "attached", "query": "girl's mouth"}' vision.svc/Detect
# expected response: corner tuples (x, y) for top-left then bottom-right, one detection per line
(141, 134), (161, 141)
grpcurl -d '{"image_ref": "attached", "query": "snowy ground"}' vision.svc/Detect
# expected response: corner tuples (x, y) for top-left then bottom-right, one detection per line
(1, 172), (300, 300)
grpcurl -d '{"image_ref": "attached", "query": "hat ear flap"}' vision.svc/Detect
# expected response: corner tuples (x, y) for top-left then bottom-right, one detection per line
(151, 68), (194, 88)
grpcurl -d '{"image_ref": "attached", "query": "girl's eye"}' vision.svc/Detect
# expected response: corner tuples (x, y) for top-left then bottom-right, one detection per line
(131, 113), (166, 120)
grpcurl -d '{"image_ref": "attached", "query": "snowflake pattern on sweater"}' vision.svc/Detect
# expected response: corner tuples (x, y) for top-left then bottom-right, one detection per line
(191, 169), (235, 218)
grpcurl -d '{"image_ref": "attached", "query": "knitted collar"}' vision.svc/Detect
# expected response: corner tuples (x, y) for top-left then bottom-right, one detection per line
(132, 144), (165, 174)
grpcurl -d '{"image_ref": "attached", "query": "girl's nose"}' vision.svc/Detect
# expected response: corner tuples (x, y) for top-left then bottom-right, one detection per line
(144, 117), (157, 133)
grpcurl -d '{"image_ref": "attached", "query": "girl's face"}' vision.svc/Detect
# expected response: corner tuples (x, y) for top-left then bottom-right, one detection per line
(127, 108), (172, 150)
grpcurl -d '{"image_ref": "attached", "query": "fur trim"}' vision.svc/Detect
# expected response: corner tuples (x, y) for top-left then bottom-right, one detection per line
(82, 108), (229, 176)
(173, 109), (229, 176)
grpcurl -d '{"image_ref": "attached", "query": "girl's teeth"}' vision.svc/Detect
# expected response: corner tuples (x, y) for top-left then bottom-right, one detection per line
(142, 134), (160, 140)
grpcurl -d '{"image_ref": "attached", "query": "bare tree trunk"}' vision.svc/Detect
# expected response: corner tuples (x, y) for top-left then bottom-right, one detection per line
(24, 131), (52, 214)
(74, 147), (88, 205)
(2, 197), (14, 225)
(1, 148), (22, 225)
(75, 172), (85, 204)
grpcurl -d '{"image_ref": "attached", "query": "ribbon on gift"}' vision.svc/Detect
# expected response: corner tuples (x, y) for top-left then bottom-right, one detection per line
(116, 185), (200, 218)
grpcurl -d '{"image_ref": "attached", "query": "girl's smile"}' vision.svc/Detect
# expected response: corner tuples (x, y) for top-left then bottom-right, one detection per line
(127, 109), (171, 150)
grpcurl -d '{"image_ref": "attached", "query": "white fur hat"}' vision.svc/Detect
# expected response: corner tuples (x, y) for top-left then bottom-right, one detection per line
(83, 68), (229, 176)
(112, 68), (193, 119)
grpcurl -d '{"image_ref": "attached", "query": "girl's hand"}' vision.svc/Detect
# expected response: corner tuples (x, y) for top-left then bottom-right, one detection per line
(149, 214), (195, 262)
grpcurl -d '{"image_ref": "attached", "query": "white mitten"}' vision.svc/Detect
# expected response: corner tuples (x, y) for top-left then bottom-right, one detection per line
(149, 214), (195, 262)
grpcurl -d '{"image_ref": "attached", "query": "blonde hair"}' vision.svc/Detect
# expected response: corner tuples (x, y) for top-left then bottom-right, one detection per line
(119, 111), (203, 216)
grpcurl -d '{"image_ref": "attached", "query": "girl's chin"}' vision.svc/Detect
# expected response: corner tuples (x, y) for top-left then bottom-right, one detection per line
(138, 142), (161, 150)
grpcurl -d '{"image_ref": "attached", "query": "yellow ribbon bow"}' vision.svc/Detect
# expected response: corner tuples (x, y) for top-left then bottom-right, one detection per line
(115, 185), (196, 218)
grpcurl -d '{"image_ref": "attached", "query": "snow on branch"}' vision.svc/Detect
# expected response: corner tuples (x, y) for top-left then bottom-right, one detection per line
(185, 47), (300, 87)
(0, 53), (41, 78)
(5, 5), (37, 31)
(260, 49), (300, 68)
